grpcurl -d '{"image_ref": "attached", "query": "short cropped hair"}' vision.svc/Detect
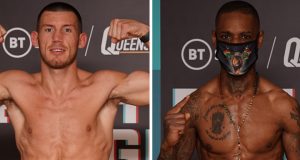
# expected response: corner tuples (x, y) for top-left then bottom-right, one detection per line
(36, 2), (82, 32)
(215, 1), (260, 28)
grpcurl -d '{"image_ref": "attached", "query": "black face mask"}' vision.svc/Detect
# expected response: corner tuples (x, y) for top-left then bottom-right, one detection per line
(216, 40), (258, 76)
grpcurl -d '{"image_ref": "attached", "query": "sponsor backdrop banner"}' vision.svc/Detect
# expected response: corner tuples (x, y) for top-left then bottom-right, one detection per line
(0, 0), (149, 159)
(159, 0), (300, 159)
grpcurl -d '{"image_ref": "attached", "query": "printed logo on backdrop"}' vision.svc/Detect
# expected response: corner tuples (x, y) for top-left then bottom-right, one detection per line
(101, 27), (149, 55)
(2, 27), (32, 58)
(284, 37), (300, 67)
(181, 39), (212, 70)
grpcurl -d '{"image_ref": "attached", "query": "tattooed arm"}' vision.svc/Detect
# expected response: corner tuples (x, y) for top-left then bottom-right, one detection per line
(159, 91), (202, 160)
(159, 127), (196, 160)
(278, 95), (300, 159)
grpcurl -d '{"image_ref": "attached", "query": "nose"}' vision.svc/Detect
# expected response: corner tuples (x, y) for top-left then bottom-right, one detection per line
(230, 35), (241, 44)
(52, 30), (62, 42)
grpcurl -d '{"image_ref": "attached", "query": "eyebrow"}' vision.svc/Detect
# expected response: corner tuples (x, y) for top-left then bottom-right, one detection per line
(240, 32), (253, 35)
(40, 24), (76, 28)
(217, 31), (254, 35)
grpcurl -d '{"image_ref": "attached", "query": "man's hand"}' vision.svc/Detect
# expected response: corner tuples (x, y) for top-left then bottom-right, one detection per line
(0, 25), (7, 44)
(108, 19), (149, 44)
(162, 96), (190, 150)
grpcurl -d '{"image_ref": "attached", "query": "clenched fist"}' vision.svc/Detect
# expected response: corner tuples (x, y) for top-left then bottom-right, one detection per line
(108, 19), (149, 44)
(162, 96), (190, 150)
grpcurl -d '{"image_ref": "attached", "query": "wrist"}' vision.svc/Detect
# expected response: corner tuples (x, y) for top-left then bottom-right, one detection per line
(139, 31), (149, 43)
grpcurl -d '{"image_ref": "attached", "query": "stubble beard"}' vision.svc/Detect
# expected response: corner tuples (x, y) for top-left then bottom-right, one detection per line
(41, 52), (77, 69)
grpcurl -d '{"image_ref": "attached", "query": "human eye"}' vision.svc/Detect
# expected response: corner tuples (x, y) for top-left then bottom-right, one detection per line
(219, 33), (231, 41)
(44, 27), (53, 32)
(241, 33), (252, 41)
(64, 27), (72, 33)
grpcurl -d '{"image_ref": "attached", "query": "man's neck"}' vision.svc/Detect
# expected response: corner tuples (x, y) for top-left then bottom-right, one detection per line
(220, 68), (257, 99)
(40, 61), (80, 97)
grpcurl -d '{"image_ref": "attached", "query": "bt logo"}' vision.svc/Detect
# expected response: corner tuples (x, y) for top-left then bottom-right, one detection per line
(181, 39), (212, 70)
(2, 27), (32, 58)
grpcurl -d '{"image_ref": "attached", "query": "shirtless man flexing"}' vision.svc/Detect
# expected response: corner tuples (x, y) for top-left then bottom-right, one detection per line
(0, 2), (149, 160)
(159, 1), (300, 160)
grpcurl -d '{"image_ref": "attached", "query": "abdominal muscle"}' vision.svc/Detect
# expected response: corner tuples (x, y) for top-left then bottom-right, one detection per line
(15, 118), (112, 160)
(7, 102), (115, 160)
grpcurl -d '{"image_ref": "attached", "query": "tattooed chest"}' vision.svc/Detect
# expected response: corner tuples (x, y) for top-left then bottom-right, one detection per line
(193, 102), (282, 154)
(195, 104), (237, 142)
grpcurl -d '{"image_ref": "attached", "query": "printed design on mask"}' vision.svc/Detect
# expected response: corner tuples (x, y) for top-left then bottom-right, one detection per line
(223, 46), (252, 74)
(216, 40), (258, 76)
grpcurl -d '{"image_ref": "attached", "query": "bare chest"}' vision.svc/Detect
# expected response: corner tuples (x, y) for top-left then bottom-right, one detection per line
(5, 83), (116, 138)
(193, 96), (282, 155)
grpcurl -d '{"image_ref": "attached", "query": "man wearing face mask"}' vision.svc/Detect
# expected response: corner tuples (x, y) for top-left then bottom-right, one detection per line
(159, 1), (300, 160)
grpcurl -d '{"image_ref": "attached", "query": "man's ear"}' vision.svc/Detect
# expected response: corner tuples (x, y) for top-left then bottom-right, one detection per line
(31, 31), (39, 48)
(78, 32), (87, 48)
(257, 31), (264, 48)
(212, 31), (217, 48)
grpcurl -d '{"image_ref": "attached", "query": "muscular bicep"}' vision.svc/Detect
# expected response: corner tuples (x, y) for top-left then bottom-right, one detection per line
(281, 98), (300, 159)
(110, 71), (149, 106)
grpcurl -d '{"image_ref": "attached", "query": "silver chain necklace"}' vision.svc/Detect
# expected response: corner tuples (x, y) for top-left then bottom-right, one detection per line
(219, 73), (258, 160)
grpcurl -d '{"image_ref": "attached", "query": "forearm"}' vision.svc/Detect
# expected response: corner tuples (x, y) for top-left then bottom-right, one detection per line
(159, 142), (194, 160)
(159, 96), (198, 160)
(159, 131), (196, 160)
(0, 25), (6, 43)
(158, 142), (176, 160)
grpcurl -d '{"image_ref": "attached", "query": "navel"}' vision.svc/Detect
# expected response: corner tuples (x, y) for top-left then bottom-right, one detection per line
(86, 125), (92, 132)
(27, 128), (32, 134)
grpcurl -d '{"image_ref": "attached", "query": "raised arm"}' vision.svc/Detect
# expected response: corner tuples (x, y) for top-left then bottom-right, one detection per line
(108, 19), (149, 47)
(106, 19), (149, 106)
(0, 85), (10, 106)
(0, 25), (6, 43)
(0, 73), (13, 106)
(0, 25), (10, 105)
(278, 95), (300, 159)
(159, 96), (197, 160)
(109, 71), (149, 106)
